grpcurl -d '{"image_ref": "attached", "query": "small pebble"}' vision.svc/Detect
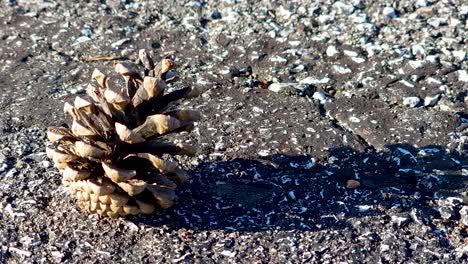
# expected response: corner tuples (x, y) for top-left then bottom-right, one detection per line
(453, 50), (466, 61)
(460, 206), (468, 226)
(220, 250), (236, 258)
(424, 94), (440, 107)
(346, 179), (361, 189)
(333, 65), (352, 74)
(428, 17), (446, 28)
(0, 163), (7, 173)
(349, 116), (361, 123)
(439, 206), (454, 220)
(326, 46), (339, 57)
(312, 91), (328, 105)
(415, 0), (429, 7)
(411, 44), (425, 57)
(211, 10), (222, 19)
(268, 83), (304, 93)
(73, 36), (92, 46)
(403, 97), (421, 107)
(356, 205), (372, 212)
(51, 251), (64, 260)
(380, 244), (390, 253)
(30, 34), (44, 42)
(42, 160), (51, 168)
(382, 7), (396, 18)
(300, 77), (331, 85)
(111, 38), (130, 48)
(344, 50), (358, 57)
(391, 215), (410, 226)
(457, 70), (468, 82)
(351, 57), (366, 63)
(215, 142), (225, 151)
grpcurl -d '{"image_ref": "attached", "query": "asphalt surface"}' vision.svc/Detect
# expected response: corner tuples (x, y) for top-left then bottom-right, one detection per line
(0, 0), (467, 263)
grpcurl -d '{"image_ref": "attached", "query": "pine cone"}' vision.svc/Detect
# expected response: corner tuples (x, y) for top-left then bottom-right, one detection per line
(46, 50), (201, 217)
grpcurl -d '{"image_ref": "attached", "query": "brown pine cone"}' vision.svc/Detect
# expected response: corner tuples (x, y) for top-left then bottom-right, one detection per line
(46, 50), (200, 218)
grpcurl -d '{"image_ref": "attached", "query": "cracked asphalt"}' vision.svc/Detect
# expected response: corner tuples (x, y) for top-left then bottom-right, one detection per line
(0, 0), (467, 263)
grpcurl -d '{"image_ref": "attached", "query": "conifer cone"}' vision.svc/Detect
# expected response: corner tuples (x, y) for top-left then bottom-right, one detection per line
(46, 50), (201, 217)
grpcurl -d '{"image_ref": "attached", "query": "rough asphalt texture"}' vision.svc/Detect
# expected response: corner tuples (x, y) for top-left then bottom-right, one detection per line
(0, 0), (467, 263)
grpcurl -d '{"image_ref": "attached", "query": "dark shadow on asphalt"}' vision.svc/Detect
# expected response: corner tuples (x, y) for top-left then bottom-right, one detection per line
(131, 144), (467, 232)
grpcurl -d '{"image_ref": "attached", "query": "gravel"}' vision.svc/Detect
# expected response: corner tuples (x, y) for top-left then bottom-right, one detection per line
(0, 0), (467, 263)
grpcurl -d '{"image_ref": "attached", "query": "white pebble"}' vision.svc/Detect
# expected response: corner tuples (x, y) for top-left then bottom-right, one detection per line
(450, 18), (460, 27)
(458, 70), (468, 82)
(411, 44), (425, 56)
(460, 206), (468, 226)
(427, 77), (442, 84)
(215, 142), (225, 151)
(9, 247), (32, 257)
(30, 34), (44, 42)
(351, 57), (366, 64)
(344, 50), (358, 57)
(382, 7), (396, 18)
(352, 13), (368, 24)
(300, 77), (331, 85)
(312, 91), (328, 104)
(428, 17), (446, 28)
(288, 40), (301, 46)
(326, 46), (339, 57)
(408, 60), (425, 69)
(318, 14), (334, 24)
(42, 160), (51, 168)
(0, 163), (7, 173)
(349, 116), (361, 123)
(380, 244), (390, 253)
(51, 251), (64, 259)
(403, 97), (421, 107)
(270, 56), (287, 63)
(356, 205), (372, 212)
(73, 36), (92, 46)
(333, 65), (352, 74)
(268, 83), (294, 93)
(391, 215), (409, 226)
(400, 80), (415, 88)
(424, 94), (440, 107)
(252, 106), (264, 113)
(334, 1), (355, 15)
(453, 50), (466, 61)
(111, 38), (130, 48)
(278, 6), (292, 19)
(461, 6), (468, 15)
(415, 0), (428, 7)
(220, 250), (236, 258)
